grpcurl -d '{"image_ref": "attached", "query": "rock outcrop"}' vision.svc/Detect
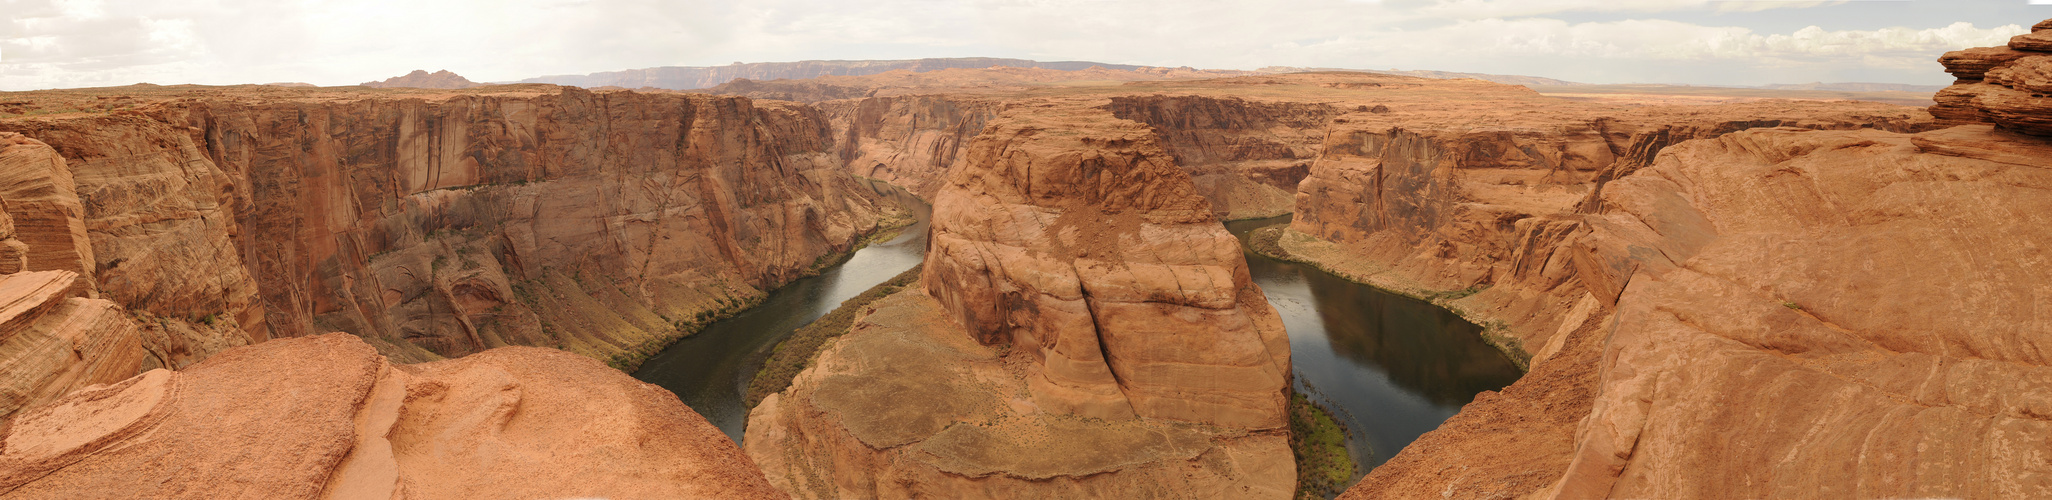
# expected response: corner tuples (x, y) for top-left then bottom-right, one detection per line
(1328, 22), (2052, 499)
(1106, 95), (1336, 219)
(0, 86), (898, 370)
(824, 95), (1001, 198)
(1933, 21), (2052, 134)
(747, 104), (1295, 498)
(361, 70), (482, 89)
(0, 333), (787, 499)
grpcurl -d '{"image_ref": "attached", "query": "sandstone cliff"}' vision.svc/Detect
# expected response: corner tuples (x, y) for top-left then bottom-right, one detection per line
(0, 333), (787, 499)
(0, 85), (898, 375)
(1105, 95), (1335, 219)
(746, 104), (1296, 498)
(1326, 25), (2052, 499)
(1932, 24), (2052, 134)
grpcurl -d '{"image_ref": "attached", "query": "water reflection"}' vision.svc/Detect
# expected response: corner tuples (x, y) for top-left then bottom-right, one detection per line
(632, 179), (930, 443)
(1225, 215), (1521, 473)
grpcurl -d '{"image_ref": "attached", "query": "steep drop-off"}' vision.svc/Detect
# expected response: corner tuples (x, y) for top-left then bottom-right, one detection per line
(1327, 29), (2052, 499)
(0, 86), (897, 373)
(746, 103), (1296, 499)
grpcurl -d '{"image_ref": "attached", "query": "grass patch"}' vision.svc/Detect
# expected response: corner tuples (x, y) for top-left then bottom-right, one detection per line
(744, 263), (924, 408)
(1290, 390), (1359, 500)
(1246, 223), (1294, 260)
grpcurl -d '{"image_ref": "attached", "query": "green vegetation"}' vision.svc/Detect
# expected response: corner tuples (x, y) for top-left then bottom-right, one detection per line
(1783, 301), (1803, 311)
(1245, 223), (1294, 260)
(744, 264), (924, 408)
(1290, 390), (1359, 500)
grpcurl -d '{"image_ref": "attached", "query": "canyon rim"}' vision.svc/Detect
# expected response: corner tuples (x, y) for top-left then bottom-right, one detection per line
(0, 5), (2047, 500)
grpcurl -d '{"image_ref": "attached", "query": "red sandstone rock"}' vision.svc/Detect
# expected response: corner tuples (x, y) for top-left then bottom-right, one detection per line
(0, 86), (898, 368)
(1934, 21), (2052, 135)
(1939, 46), (2033, 81)
(0, 333), (787, 499)
(0, 269), (146, 420)
(747, 104), (1294, 498)
(0, 133), (96, 297)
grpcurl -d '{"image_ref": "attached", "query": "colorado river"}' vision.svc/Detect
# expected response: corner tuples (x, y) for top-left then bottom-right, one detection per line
(635, 193), (1521, 483)
(1226, 215), (1524, 478)
(631, 179), (930, 442)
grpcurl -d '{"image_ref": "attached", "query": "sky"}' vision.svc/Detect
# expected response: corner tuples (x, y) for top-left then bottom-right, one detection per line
(1, 0), (2046, 90)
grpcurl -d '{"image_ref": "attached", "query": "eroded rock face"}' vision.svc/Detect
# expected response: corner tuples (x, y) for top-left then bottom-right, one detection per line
(0, 333), (786, 499)
(1337, 124), (2052, 499)
(922, 106), (1290, 428)
(824, 95), (1000, 198)
(1536, 125), (2052, 498)
(1935, 20), (2052, 134)
(1, 87), (897, 368)
(0, 270), (146, 420)
(747, 104), (1294, 498)
(0, 133), (96, 297)
(1105, 95), (1336, 219)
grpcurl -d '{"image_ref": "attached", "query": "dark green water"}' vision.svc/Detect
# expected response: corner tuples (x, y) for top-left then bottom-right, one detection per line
(1224, 215), (1523, 477)
(633, 197), (1521, 485)
(630, 179), (930, 442)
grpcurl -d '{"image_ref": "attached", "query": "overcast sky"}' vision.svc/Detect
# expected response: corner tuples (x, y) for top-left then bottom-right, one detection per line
(2, 0), (2045, 90)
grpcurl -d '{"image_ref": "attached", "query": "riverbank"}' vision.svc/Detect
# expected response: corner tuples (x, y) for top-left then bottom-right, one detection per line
(744, 264), (924, 408)
(605, 208), (919, 372)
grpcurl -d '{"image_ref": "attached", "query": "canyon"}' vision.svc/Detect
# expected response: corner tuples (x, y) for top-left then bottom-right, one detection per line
(0, 19), (2047, 499)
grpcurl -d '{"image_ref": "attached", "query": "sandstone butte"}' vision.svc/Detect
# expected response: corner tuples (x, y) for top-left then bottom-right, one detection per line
(746, 102), (1296, 498)
(0, 19), (2047, 499)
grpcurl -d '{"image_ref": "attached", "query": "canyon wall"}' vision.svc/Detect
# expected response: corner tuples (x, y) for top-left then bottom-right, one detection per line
(0, 87), (897, 372)
(0, 333), (787, 499)
(822, 95), (1001, 198)
(747, 103), (1296, 498)
(1333, 31), (2052, 499)
(1105, 95), (1336, 220)
(1282, 101), (1929, 358)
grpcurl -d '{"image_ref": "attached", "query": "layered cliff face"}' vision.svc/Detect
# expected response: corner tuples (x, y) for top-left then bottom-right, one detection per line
(1329, 27), (2052, 498)
(747, 104), (1295, 498)
(0, 86), (897, 370)
(1932, 22), (2052, 134)
(1513, 124), (2052, 499)
(0, 333), (787, 499)
(0, 135), (178, 422)
(1283, 100), (1929, 358)
(823, 95), (1001, 198)
(1105, 95), (1336, 219)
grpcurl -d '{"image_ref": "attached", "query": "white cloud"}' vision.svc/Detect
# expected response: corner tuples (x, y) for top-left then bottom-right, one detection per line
(0, 0), (2033, 90)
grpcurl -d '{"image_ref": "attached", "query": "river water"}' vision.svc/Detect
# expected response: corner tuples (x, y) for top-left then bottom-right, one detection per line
(634, 195), (1521, 483)
(631, 179), (931, 442)
(1225, 215), (1523, 477)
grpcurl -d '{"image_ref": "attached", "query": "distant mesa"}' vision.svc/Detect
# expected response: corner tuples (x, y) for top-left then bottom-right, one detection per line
(361, 69), (481, 89)
(1758, 82), (1946, 93)
(261, 82), (316, 88)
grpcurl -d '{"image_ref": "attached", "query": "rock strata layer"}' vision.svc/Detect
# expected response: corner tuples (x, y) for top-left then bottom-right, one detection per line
(0, 86), (896, 372)
(0, 333), (787, 499)
(1934, 21), (2052, 134)
(1325, 35), (2052, 497)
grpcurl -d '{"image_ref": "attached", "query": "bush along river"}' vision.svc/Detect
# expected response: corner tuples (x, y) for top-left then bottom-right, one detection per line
(634, 194), (1523, 494)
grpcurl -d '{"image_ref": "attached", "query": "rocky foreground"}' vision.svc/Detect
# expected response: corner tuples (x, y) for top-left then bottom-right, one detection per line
(0, 333), (784, 499)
